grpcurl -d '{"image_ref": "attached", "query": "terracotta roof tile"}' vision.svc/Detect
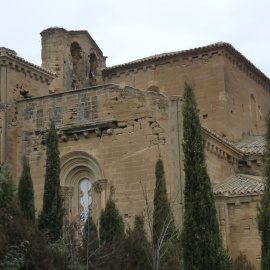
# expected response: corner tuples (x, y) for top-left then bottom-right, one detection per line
(104, 42), (227, 71)
(234, 135), (266, 154)
(213, 174), (265, 196)
(103, 42), (270, 85)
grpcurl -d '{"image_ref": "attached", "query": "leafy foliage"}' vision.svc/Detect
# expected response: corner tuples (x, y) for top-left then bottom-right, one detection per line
(182, 82), (224, 270)
(39, 120), (64, 242)
(0, 163), (16, 209)
(231, 252), (255, 270)
(257, 112), (270, 270)
(0, 202), (55, 270)
(18, 156), (35, 225)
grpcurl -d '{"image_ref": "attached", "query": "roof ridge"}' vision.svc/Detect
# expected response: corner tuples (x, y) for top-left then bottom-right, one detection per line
(103, 41), (270, 87)
(104, 42), (231, 71)
(0, 48), (55, 76)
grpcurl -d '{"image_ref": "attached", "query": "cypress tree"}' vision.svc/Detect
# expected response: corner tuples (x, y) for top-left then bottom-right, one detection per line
(123, 216), (151, 270)
(257, 112), (270, 270)
(153, 159), (175, 245)
(99, 191), (124, 243)
(0, 162), (16, 208)
(81, 214), (99, 268)
(39, 120), (64, 242)
(152, 159), (179, 270)
(182, 82), (224, 270)
(18, 156), (35, 225)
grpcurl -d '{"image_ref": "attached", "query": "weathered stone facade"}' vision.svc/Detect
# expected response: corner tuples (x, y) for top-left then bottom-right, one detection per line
(16, 84), (184, 227)
(1, 28), (269, 269)
(103, 43), (270, 142)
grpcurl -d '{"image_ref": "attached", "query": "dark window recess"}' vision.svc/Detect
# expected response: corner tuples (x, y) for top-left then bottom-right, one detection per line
(203, 114), (208, 119)
(89, 53), (97, 79)
(147, 85), (159, 93)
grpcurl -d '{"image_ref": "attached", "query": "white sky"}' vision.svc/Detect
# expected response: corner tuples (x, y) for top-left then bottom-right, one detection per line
(1, 0), (270, 76)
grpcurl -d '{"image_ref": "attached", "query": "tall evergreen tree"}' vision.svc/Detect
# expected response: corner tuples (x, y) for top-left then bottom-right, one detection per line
(153, 159), (175, 245)
(39, 120), (64, 242)
(123, 216), (151, 270)
(81, 214), (99, 268)
(99, 188), (124, 244)
(152, 159), (179, 270)
(0, 162), (16, 208)
(182, 82), (224, 270)
(257, 112), (270, 270)
(18, 156), (35, 225)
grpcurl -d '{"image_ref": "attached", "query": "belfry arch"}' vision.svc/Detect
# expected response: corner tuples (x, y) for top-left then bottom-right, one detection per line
(60, 151), (107, 225)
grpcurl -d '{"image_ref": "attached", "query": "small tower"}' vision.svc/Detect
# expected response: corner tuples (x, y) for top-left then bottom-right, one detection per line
(41, 27), (106, 92)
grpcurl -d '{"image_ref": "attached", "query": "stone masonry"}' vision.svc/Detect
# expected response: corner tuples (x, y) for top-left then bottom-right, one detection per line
(1, 28), (270, 268)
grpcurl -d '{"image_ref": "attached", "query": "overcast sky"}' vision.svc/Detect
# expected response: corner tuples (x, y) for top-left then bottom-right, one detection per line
(1, 0), (270, 77)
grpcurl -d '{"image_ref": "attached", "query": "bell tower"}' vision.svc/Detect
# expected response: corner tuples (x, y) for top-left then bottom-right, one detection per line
(41, 27), (106, 92)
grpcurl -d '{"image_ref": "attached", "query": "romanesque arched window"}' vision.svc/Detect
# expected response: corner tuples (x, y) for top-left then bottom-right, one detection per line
(60, 151), (107, 228)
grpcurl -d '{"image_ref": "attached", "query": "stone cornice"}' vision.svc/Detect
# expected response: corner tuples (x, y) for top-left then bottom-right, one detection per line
(103, 42), (270, 91)
(35, 120), (114, 142)
(202, 126), (243, 160)
(0, 50), (55, 85)
(202, 126), (264, 167)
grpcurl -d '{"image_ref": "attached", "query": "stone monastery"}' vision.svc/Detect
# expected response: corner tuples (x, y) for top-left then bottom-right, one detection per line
(0, 27), (269, 268)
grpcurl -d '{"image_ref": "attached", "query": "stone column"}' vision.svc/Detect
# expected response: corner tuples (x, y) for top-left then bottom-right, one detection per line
(61, 186), (74, 221)
(93, 179), (108, 211)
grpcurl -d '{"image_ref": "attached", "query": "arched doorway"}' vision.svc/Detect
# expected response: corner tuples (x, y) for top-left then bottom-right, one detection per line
(60, 151), (107, 228)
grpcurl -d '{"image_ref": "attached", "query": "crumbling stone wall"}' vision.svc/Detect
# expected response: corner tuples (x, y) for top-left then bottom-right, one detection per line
(16, 84), (184, 227)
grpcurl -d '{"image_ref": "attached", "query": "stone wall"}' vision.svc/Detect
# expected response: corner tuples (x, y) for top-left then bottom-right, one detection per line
(223, 57), (270, 140)
(105, 52), (228, 139)
(0, 51), (54, 177)
(216, 196), (261, 269)
(16, 84), (184, 227)
(105, 47), (270, 142)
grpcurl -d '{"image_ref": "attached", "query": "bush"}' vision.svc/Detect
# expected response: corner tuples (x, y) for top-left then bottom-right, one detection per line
(231, 252), (255, 270)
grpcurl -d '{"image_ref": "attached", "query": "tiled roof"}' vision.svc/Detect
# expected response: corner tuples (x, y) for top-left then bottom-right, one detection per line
(103, 42), (270, 85)
(104, 42), (227, 71)
(202, 126), (239, 151)
(213, 174), (265, 196)
(234, 135), (266, 154)
(0, 48), (55, 76)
